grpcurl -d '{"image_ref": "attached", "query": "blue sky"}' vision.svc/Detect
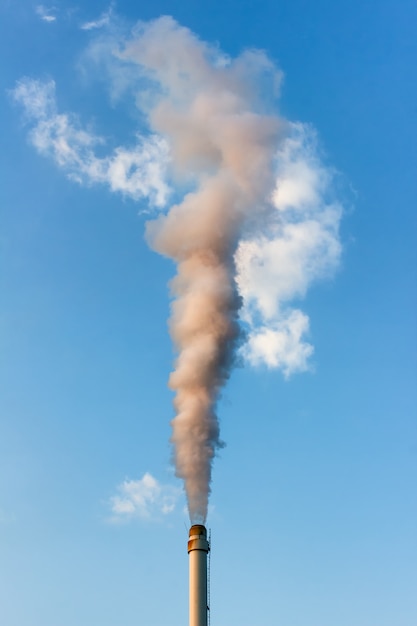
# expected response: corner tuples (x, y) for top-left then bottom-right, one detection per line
(1, 1), (416, 625)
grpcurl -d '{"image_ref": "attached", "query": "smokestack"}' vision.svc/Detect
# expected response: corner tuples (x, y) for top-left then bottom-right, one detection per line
(188, 524), (209, 626)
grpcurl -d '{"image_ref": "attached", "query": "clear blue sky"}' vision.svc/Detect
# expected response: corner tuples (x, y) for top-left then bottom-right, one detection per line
(1, 1), (416, 625)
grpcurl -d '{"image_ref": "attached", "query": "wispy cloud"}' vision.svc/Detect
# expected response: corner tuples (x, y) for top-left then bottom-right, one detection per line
(80, 4), (114, 31)
(244, 310), (314, 375)
(236, 123), (342, 376)
(11, 78), (170, 207)
(109, 473), (181, 522)
(36, 5), (57, 23)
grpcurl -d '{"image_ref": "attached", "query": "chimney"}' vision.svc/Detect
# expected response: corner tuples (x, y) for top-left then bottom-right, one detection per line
(188, 524), (209, 626)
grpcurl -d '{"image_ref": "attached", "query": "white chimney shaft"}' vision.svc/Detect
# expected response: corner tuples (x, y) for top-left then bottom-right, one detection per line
(188, 524), (209, 626)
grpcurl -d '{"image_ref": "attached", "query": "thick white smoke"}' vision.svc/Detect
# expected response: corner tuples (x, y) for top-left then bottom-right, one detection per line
(12, 15), (343, 523)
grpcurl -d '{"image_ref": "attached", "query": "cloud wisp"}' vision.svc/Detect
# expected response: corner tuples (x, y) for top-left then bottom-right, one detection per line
(12, 77), (170, 207)
(35, 5), (57, 23)
(80, 4), (114, 31)
(109, 473), (181, 522)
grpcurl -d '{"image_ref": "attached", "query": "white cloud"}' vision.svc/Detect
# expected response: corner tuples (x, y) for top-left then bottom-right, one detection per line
(36, 5), (56, 22)
(80, 4), (113, 31)
(243, 310), (314, 377)
(11, 78), (170, 207)
(236, 123), (342, 375)
(109, 473), (181, 522)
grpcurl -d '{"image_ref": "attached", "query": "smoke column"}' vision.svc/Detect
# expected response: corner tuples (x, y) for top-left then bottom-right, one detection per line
(122, 17), (282, 522)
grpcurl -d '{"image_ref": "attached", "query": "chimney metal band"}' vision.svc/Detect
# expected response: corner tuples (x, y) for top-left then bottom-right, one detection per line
(188, 525), (209, 553)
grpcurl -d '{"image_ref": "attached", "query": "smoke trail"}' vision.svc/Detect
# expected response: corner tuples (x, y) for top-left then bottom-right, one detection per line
(11, 15), (342, 522)
(120, 17), (282, 522)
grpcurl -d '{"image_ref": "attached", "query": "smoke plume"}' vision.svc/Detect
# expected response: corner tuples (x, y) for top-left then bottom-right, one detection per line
(12, 15), (343, 523)
(119, 17), (281, 521)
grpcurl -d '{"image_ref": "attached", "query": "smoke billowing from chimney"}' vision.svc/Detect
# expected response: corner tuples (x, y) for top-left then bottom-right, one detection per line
(14, 16), (342, 524)
(120, 17), (282, 522)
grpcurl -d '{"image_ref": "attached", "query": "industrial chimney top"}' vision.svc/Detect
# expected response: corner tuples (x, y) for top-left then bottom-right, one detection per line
(188, 524), (209, 553)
